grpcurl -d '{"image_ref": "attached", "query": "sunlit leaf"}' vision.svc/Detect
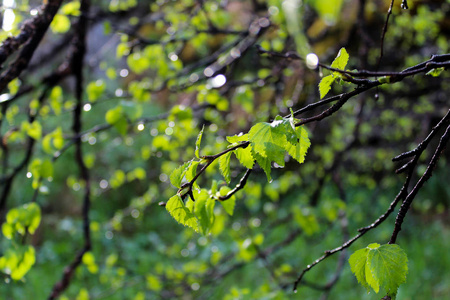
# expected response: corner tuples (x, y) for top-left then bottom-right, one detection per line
(319, 75), (335, 99)
(51, 15), (71, 34)
(331, 47), (349, 70)
(219, 152), (232, 183)
(234, 146), (254, 169)
(219, 186), (236, 216)
(195, 125), (205, 158)
(248, 119), (287, 167)
(169, 162), (190, 189)
(0, 245), (36, 280)
(194, 189), (215, 234)
(86, 80), (105, 102)
(426, 67), (445, 77)
(284, 126), (310, 164)
(166, 195), (200, 232)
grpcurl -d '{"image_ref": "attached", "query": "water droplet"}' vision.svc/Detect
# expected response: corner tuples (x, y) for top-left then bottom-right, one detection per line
(307, 265), (311, 268)
(269, 179), (273, 183)
(294, 289), (298, 294)
(306, 53), (319, 69)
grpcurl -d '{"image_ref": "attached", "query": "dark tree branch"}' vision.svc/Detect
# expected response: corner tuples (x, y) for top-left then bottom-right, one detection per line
(0, 0), (62, 67)
(293, 110), (450, 291)
(377, 0), (396, 70)
(389, 114), (450, 244)
(48, 1), (91, 299)
(218, 169), (252, 201)
(393, 110), (450, 163)
(0, 0), (63, 93)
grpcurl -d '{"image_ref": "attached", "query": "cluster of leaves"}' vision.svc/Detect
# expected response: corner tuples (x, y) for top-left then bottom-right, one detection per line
(1, 203), (41, 280)
(166, 113), (310, 234)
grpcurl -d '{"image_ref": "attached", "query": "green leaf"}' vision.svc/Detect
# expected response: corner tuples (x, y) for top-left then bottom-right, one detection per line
(106, 106), (128, 135)
(52, 127), (64, 149)
(26, 121), (42, 140)
(195, 125), (205, 158)
(349, 247), (371, 292)
(166, 195), (200, 232)
(292, 206), (319, 236)
(185, 161), (199, 182)
(86, 80), (105, 102)
(248, 119), (287, 167)
(105, 106), (123, 125)
(219, 186), (236, 216)
(234, 145), (254, 169)
(114, 118), (128, 136)
(51, 15), (71, 34)
(253, 150), (272, 182)
(169, 162), (190, 189)
(61, 1), (81, 16)
(185, 161), (200, 190)
(349, 243), (408, 297)
(42, 127), (64, 154)
(227, 134), (254, 169)
(284, 126), (310, 164)
(0, 245), (36, 280)
(330, 47), (349, 70)
(40, 159), (54, 179)
(2, 203), (41, 239)
(219, 152), (232, 183)
(319, 75), (335, 99)
(319, 48), (349, 99)
(194, 189), (215, 234)
(121, 100), (142, 121)
(226, 133), (249, 144)
(426, 67), (445, 77)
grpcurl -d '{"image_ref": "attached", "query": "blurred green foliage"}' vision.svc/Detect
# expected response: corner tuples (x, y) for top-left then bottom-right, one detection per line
(0, 0), (449, 299)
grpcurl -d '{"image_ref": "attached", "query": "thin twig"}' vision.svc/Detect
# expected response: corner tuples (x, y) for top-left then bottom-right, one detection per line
(389, 123), (450, 244)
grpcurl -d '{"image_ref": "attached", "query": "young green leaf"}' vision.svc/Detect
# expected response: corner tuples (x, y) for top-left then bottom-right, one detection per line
(218, 186), (236, 216)
(195, 125), (205, 158)
(185, 160), (199, 182)
(319, 47), (349, 99)
(194, 189), (215, 234)
(2, 202), (41, 239)
(0, 245), (36, 280)
(319, 75), (335, 99)
(330, 47), (349, 70)
(349, 247), (371, 292)
(169, 162), (190, 189)
(426, 67), (445, 77)
(284, 126), (310, 164)
(166, 195), (200, 232)
(234, 146), (254, 169)
(252, 150), (272, 182)
(105, 106), (128, 135)
(105, 106), (123, 125)
(248, 120), (287, 167)
(86, 80), (105, 102)
(349, 243), (408, 297)
(367, 244), (408, 296)
(26, 121), (42, 140)
(226, 133), (249, 144)
(219, 152), (232, 183)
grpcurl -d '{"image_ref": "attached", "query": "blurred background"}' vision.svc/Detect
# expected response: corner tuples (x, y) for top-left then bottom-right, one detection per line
(0, 0), (449, 299)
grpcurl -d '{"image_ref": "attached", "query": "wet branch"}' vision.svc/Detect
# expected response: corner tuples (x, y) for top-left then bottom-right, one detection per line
(48, 0), (91, 299)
